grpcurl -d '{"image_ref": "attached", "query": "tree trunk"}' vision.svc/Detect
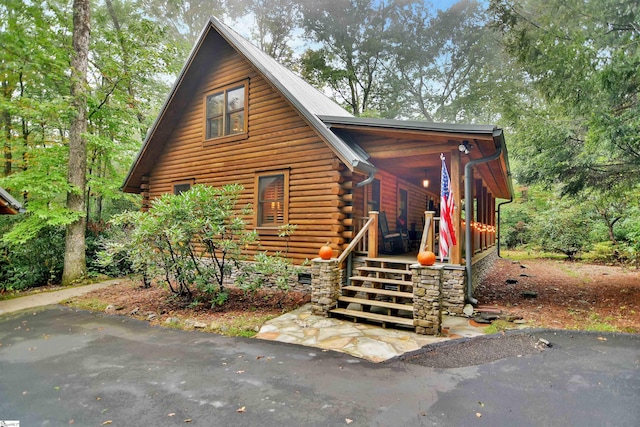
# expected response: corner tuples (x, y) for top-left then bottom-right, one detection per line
(62, 0), (90, 285)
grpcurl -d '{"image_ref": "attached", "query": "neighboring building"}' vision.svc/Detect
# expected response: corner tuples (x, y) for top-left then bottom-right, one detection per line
(123, 17), (513, 327)
(0, 187), (24, 215)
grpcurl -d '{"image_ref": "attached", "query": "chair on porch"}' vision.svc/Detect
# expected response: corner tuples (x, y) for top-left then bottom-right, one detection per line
(378, 212), (409, 254)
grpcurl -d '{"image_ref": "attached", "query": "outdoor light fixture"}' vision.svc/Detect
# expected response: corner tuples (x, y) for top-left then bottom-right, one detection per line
(458, 140), (472, 154)
(422, 169), (430, 188)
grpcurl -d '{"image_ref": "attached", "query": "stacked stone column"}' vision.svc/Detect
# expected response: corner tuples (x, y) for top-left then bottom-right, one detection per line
(311, 258), (340, 316)
(441, 267), (465, 316)
(411, 264), (443, 335)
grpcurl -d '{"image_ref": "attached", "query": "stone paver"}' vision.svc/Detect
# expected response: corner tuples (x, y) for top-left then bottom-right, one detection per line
(255, 303), (487, 362)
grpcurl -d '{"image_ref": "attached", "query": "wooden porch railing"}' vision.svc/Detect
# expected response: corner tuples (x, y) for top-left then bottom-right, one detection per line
(337, 211), (378, 266)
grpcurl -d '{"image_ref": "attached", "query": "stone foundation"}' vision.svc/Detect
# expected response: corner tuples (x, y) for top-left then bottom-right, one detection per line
(411, 265), (443, 335)
(310, 258), (340, 316)
(441, 266), (466, 316)
(225, 262), (312, 294)
(471, 248), (498, 291)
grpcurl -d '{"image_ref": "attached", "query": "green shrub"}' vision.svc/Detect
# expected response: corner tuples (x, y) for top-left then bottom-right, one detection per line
(582, 241), (617, 264)
(0, 219), (65, 291)
(99, 184), (258, 304)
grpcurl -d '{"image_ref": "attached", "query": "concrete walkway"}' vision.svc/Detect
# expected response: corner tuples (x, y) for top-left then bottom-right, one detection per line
(0, 279), (120, 315)
(256, 304), (487, 362)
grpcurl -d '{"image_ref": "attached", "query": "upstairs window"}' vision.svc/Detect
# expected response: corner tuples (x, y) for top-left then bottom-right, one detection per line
(255, 171), (289, 228)
(205, 81), (247, 141)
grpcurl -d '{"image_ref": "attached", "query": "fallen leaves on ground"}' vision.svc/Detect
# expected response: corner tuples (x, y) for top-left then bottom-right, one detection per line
(476, 258), (640, 332)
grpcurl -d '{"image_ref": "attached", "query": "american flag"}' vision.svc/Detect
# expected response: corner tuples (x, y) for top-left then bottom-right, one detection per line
(439, 154), (457, 261)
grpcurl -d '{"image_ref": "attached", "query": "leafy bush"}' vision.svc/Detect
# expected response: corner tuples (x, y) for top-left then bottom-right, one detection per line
(581, 241), (617, 264)
(100, 184), (258, 304)
(0, 217), (65, 291)
(235, 224), (306, 295)
(531, 202), (590, 260)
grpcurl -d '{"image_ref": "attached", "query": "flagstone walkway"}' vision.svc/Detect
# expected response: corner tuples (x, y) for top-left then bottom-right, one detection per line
(256, 304), (487, 362)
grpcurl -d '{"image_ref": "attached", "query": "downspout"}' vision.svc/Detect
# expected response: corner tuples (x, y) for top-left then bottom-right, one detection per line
(464, 144), (503, 305)
(497, 196), (513, 258)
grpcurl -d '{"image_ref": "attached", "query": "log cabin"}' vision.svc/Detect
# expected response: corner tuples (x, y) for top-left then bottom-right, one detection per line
(123, 17), (514, 328)
(0, 187), (24, 215)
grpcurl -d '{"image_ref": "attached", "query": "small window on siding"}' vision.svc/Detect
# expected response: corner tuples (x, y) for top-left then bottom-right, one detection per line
(255, 170), (289, 227)
(173, 183), (192, 195)
(205, 81), (248, 141)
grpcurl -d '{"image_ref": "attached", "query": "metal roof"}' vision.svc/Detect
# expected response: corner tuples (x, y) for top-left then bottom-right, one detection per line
(122, 17), (376, 192)
(319, 115), (499, 135)
(0, 187), (24, 214)
(210, 17), (375, 174)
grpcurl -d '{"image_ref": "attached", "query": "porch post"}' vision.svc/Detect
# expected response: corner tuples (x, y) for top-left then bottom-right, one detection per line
(368, 211), (379, 258)
(422, 211), (435, 252)
(450, 150), (462, 264)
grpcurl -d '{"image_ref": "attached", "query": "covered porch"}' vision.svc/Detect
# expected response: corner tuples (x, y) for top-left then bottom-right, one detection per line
(315, 117), (513, 333)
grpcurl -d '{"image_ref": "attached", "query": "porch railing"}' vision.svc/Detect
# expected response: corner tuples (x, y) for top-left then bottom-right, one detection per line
(337, 212), (378, 266)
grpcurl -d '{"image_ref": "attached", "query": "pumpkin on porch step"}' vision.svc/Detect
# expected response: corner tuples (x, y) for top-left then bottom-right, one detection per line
(417, 250), (436, 266)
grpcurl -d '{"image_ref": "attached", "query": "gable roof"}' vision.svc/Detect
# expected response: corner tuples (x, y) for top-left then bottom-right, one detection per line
(0, 187), (24, 214)
(122, 17), (375, 193)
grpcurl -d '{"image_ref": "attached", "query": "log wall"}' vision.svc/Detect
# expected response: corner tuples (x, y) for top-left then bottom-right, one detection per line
(146, 39), (344, 262)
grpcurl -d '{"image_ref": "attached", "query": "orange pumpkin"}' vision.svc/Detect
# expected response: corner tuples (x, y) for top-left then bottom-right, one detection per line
(318, 243), (333, 260)
(417, 250), (436, 266)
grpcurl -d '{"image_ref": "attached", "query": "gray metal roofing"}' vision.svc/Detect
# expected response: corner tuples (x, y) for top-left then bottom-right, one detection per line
(210, 17), (376, 174)
(319, 115), (501, 136)
(0, 186), (24, 213)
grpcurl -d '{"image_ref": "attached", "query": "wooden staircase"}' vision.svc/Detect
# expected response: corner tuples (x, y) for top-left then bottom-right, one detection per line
(329, 257), (415, 329)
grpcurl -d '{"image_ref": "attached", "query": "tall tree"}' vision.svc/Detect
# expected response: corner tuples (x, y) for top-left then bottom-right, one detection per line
(62, 0), (91, 284)
(242, 0), (300, 66)
(299, 0), (400, 116)
(387, 0), (520, 123)
(490, 0), (640, 194)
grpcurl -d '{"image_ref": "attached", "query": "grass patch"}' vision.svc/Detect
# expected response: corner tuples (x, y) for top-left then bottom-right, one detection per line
(501, 250), (567, 262)
(209, 313), (277, 338)
(483, 319), (514, 334)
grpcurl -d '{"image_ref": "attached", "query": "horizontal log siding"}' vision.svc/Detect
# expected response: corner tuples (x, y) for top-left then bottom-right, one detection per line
(372, 169), (433, 234)
(147, 43), (343, 262)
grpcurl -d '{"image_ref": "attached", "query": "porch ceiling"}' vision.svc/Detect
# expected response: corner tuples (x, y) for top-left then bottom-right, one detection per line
(329, 125), (511, 199)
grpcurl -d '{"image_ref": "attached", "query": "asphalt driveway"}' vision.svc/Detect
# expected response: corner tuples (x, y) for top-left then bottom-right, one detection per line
(1, 306), (638, 426)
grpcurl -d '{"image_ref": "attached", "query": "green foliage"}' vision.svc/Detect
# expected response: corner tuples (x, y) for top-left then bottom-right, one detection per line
(528, 198), (591, 260)
(490, 0), (640, 194)
(501, 183), (640, 265)
(100, 184), (258, 303)
(235, 224), (308, 297)
(0, 216), (65, 291)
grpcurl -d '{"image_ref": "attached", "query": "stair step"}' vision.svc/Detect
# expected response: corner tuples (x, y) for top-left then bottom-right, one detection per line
(355, 266), (413, 275)
(330, 308), (415, 326)
(349, 276), (413, 287)
(338, 296), (414, 312)
(343, 285), (413, 299)
(361, 257), (415, 265)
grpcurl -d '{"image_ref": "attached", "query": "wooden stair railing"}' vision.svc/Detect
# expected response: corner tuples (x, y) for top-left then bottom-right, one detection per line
(337, 211), (378, 266)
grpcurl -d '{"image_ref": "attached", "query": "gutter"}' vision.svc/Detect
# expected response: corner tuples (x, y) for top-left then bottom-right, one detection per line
(464, 135), (504, 305)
